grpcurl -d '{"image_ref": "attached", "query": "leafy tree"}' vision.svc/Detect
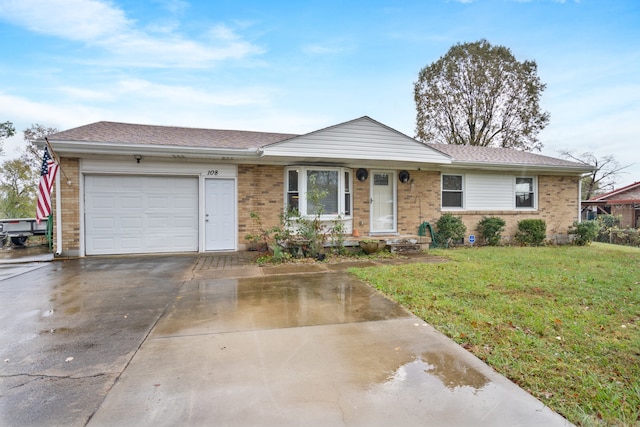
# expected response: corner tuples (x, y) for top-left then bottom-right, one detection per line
(559, 150), (632, 200)
(0, 121), (16, 156)
(0, 158), (37, 217)
(414, 39), (549, 152)
(0, 124), (58, 218)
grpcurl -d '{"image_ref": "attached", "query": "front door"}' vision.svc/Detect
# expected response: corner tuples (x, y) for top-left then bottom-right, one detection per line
(205, 179), (236, 251)
(370, 171), (396, 233)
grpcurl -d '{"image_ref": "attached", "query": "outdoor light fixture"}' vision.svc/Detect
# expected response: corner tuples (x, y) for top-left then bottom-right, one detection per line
(399, 170), (410, 183)
(134, 154), (142, 163)
(356, 168), (368, 181)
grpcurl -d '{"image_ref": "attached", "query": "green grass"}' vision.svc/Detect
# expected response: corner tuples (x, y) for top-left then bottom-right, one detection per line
(351, 243), (640, 427)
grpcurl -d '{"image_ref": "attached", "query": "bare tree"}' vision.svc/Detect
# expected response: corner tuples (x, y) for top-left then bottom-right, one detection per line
(23, 124), (59, 169)
(559, 150), (633, 200)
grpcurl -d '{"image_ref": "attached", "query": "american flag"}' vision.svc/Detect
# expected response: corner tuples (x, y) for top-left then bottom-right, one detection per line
(36, 147), (59, 224)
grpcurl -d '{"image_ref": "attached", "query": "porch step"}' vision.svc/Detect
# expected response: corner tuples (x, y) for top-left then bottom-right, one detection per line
(384, 237), (425, 254)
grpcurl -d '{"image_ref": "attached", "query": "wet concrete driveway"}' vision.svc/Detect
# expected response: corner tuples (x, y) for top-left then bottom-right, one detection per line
(0, 254), (572, 426)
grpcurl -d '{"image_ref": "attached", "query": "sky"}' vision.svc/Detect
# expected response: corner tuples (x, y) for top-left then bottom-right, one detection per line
(1, 0), (638, 187)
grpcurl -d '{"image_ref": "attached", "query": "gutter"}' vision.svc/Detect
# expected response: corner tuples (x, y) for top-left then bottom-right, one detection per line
(42, 140), (262, 159)
(440, 160), (594, 175)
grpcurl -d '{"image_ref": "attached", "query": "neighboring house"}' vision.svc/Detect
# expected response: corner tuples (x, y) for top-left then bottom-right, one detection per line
(41, 116), (592, 257)
(582, 181), (640, 228)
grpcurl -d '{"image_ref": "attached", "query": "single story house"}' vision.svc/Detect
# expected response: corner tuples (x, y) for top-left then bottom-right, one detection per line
(41, 116), (593, 257)
(582, 181), (640, 228)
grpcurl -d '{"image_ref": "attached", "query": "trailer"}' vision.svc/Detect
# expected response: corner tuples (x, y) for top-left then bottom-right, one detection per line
(0, 218), (50, 247)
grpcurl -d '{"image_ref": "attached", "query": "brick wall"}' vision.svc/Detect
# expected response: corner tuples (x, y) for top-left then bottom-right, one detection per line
(237, 165), (285, 248)
(352, 175), (370, 235)
(57, 161), (581, 255)
(399, 174), (580, 244)
(56, 158), (81, 255)
(396, 170), (441, 235)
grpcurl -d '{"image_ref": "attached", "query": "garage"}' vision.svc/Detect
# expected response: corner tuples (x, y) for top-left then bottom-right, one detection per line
(85, 175), (199, 255)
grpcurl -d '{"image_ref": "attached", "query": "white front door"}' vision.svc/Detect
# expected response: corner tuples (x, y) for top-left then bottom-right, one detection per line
(205, 179), (236, 251)
(370, 171), (396, 233)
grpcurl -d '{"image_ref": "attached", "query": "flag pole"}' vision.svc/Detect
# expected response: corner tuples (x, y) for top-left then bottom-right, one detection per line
(44, 137), (70, 183)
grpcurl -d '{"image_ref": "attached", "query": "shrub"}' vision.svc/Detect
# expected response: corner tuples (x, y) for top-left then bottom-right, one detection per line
(515, 219), (546, 246)
(597, 214), (621, 230)
(600, 227), (640, 247)
(477, 216), (506, 246)
(435, 214), (467, 247)
(568, 220), (600, 246)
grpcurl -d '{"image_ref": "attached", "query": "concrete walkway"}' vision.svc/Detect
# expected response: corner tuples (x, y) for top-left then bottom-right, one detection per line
(0, 251), (573, 426)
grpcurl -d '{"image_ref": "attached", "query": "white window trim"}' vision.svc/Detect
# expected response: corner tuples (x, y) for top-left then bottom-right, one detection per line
(515, 176), (537, 210)
(441, 173), (465, 210)
(285, 166), (353, 219)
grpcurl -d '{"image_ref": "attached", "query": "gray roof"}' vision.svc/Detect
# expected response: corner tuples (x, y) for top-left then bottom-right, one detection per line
(426, 143), (589, 169)
(47, 121), (298, 149)
(47, 120), (591, 171)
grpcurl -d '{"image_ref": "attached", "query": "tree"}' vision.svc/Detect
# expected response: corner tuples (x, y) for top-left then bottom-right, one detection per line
(0, 121), (16, 156)
(559, 150), (632, 200)
(0, 158), (37, 218)
(414, 39), (550, 152)
(23, 124), (59, 169)
(0, 124), (58, 218)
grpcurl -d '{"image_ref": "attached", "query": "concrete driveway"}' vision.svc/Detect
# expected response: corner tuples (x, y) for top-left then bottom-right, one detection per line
(0, 253), (572, 427)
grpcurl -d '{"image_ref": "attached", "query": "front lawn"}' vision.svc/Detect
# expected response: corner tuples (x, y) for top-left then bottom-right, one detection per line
(351, 243), (640, 427)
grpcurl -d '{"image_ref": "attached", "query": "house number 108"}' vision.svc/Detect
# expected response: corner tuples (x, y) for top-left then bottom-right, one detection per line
(207, 170), (219, 176)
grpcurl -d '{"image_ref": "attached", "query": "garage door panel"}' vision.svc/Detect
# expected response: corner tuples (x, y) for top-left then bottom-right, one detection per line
(89, 217), (116, 230)
(121, 196), (143, 209)
(121, 217), (144, 230)
(147, 196), (169, 209)
(147, 216), (169, 230)
(91, 196), (116, 209)
(120, 177), (144, 190)
(92, 238), (116, 251)
(174, 216), (195, 228)
(121, 237), (144, 249)
(85, 175), (198, 255)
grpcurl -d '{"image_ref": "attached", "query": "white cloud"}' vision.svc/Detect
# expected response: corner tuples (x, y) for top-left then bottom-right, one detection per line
(111, 78), (273, 107)
(0, 0), (131, 41)
(0, 0), (263, 68)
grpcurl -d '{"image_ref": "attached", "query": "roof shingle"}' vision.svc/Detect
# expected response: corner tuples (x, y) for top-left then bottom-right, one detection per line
(48, 121), (298, 149)
(47, 120), (591, 171)
(426, 143), (589, 168)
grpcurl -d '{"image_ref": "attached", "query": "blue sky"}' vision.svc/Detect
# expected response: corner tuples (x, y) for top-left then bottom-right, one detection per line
(1, 0), (638, 186)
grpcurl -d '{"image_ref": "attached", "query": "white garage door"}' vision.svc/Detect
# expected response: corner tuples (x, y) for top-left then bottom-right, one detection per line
(85, 175), (199, 255)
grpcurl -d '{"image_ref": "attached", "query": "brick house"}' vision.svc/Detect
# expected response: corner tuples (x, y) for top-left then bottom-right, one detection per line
(582, 181), (640, 228)
(42, 116), (592, 257)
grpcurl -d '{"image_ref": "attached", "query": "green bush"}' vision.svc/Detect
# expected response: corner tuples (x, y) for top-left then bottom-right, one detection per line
(477, 216), (506, 246)
(515, 219), (546, 246)
(599, 227), (640, 247)
(568, 220), (600, 246)
(435, 214), (467, 247)
(597, 214), (621, 230)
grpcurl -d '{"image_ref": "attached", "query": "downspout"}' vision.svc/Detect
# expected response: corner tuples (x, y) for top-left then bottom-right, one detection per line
(55, 168), (62, 256)
(578, 175), (583, 223)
